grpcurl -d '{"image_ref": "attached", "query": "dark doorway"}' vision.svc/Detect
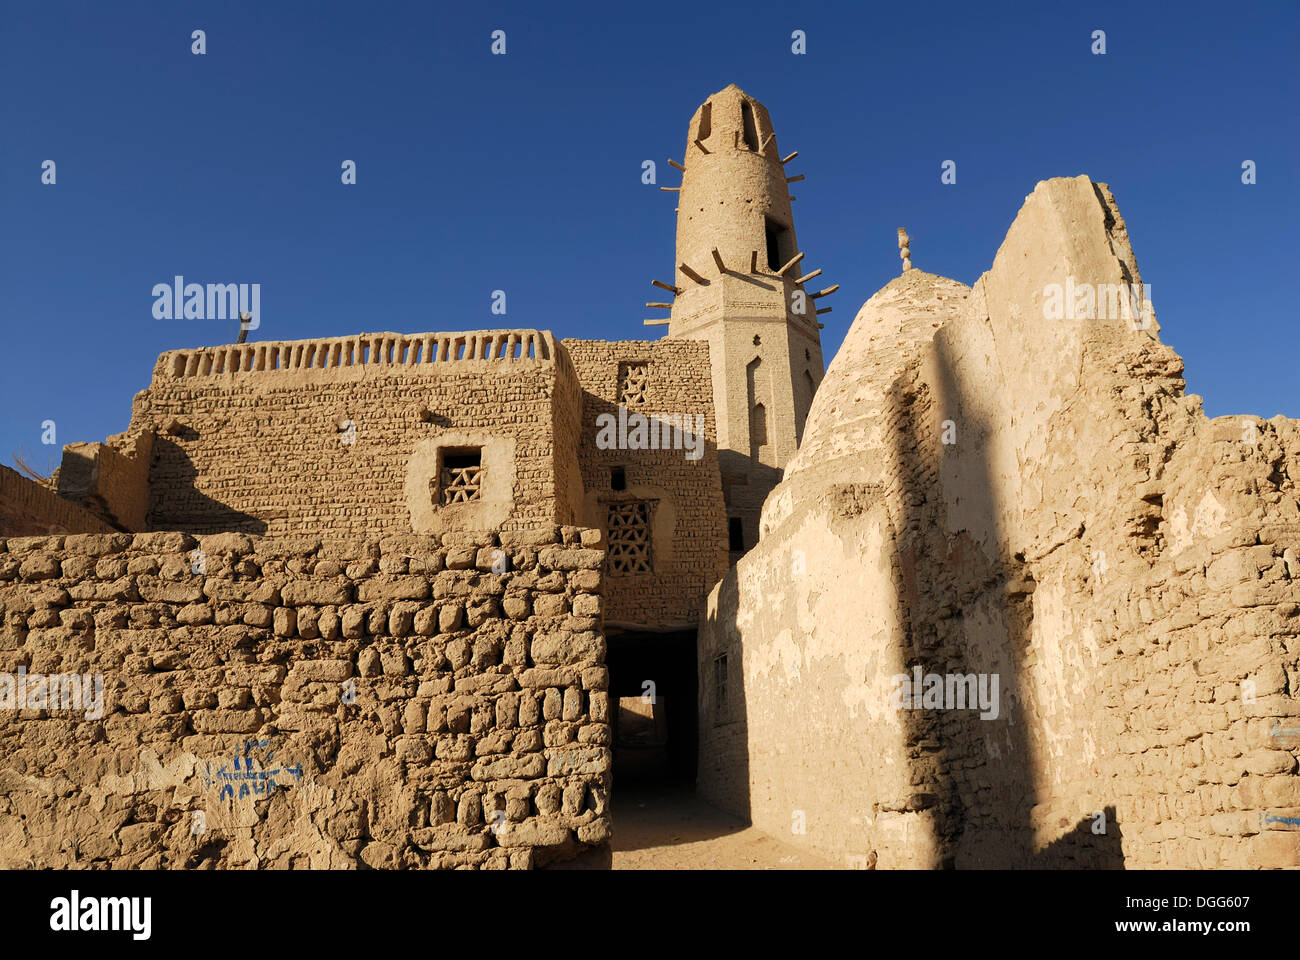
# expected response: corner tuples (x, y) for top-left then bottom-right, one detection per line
(728, 517), (745, 552)
(605, 629), (698, 785)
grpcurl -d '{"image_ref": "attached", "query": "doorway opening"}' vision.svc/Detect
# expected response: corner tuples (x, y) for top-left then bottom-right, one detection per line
(605, 629), (698, 785)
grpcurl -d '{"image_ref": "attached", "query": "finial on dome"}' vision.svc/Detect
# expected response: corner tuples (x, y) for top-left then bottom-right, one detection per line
(897, 228), (912, 273)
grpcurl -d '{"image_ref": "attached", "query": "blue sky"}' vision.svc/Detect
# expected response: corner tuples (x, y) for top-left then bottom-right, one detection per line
(2, 0), (1296, 475)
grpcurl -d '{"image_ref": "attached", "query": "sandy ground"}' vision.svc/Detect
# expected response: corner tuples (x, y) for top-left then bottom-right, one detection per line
(549, 783), (836, 870)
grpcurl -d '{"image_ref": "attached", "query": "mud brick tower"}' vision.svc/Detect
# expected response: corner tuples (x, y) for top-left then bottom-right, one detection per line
(662, 85), (828, 559)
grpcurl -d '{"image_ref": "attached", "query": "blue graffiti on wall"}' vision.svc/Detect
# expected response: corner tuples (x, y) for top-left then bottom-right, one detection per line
(1258, 811), (1300, 830)
(203, 739), (303, 802)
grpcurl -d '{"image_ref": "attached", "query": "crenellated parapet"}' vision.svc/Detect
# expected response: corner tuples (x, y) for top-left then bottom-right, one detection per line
(154, 329), (559, 380)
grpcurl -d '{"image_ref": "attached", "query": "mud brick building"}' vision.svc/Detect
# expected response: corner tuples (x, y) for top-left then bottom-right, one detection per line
(2, 87), (1297, 869)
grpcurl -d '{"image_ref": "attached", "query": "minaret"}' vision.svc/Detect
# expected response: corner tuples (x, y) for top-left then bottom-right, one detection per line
(656, 85), (829, 557)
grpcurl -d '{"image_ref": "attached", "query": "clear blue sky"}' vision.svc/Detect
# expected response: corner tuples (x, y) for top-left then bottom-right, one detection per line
(2, 0), (1296, 475)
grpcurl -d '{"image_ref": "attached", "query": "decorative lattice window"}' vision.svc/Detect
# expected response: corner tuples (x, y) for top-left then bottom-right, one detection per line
(618, 362), (649, 405)
(607, 500), (653, 574)
(439, 450), (483, 505)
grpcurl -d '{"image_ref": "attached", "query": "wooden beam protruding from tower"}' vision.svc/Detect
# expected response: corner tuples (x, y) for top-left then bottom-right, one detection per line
(711, 248), (727, 272)
(667, 158), (686, 172)
(777, 252), (804, 275)
(643, 318), (670, 326)
(811, 284), (839, 299)
(660, 186), (680, 192)
(679, 262), (709, 285)
(646, 302), (673, 310)
(793, 269), (822, 284)
(816, 306), (832, 315)
(786, 174), (805, 184)
(652, 280), (682, 294)
(781, 151), (798, 164)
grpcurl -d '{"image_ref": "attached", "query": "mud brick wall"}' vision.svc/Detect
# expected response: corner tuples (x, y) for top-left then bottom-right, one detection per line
(565, 338), (728, 631)
(1089, 417), (1300, 869)
(698, 177), (1300, 870)
(699, 385), (1300, 871)
(56, 433), (153, 532)
(0, 465), (114, 537)
(0, 526), (611, 869)
(123, 330), (582, 537)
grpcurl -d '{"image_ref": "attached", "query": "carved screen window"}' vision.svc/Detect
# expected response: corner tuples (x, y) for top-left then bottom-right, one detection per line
(439, 449), (483, 505)
(607, 500), (653, 574)
(618, 362), (649, 405)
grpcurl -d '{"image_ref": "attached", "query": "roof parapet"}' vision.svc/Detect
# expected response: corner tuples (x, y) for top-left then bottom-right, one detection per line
(156, 329), (558, 379)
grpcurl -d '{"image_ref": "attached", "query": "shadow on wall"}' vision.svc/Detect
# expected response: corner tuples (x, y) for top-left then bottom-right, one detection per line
(1037, 806), (1125, 869)
(717, 449), (782, 555)
(888, 333), (1037, 867)
(887, 333), (1125, 868)
(697, 330), (1126, 868)
(146, 437), (268, 535)
(698, 568), (752, 824)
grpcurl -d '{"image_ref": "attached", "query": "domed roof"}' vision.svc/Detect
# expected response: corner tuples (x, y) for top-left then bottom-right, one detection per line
(782, 269), (972, 483)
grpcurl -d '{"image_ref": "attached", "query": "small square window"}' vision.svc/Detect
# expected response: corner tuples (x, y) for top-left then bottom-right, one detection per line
(438, 448), (483, 505)
(611, 466), (627, 491)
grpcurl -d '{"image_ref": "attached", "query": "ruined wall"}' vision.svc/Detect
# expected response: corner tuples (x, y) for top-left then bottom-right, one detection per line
(700, 176), (1300, 869)
(0, 465), (114, 537)
(565, 338), (728, 631)
(0, 526), (611, 869)
(56, 433), (153, 531)
(125, 330), (582, 537)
